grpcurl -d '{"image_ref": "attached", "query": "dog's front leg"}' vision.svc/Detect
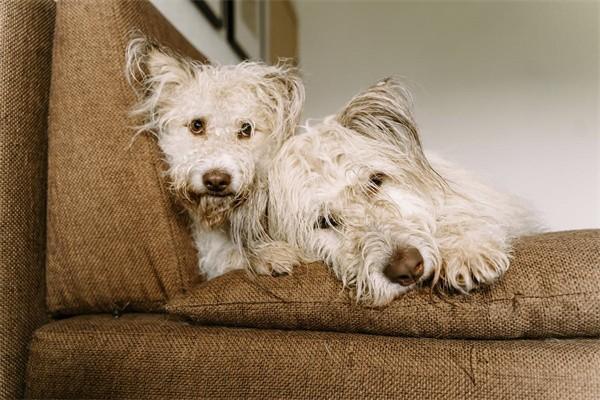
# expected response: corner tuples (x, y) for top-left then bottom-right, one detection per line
(230, 187), (307, 276)
(193, 224), (247, 280)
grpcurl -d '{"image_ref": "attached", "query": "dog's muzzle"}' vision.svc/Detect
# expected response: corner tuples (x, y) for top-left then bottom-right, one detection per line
(383, 247), (424, 286)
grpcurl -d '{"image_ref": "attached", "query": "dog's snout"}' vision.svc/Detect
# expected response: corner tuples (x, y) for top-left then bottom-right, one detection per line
(383, 247), (424, 286)
(202, 170), (231, 193)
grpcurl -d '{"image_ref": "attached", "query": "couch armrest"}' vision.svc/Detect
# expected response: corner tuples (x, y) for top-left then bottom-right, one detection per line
(0, 0), (55, 397)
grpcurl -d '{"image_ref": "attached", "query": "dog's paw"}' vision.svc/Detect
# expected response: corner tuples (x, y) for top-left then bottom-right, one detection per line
(440, 248), (510, 293)
(251, 258), (294, 277)
(250, 241), (305, 276)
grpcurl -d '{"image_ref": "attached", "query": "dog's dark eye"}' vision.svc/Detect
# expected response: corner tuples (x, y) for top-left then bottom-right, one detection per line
(368, 173), (386, 189)
(316, 215), (339, 229)
(188, 118), (206, 135)
(238, 121), (254, 138)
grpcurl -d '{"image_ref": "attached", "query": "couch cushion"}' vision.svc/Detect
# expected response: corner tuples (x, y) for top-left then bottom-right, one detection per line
(0, 1), (55, 397)
(168, 230), (600, 339)
(46, 0), (202, 315)
(25, 314), (600, 399)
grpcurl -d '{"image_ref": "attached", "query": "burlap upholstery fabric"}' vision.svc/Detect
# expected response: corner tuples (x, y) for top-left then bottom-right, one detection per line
(24, 314), (600, 400)
(168, 230), (600, 339)
(46, 0), (204, 315)
(0, 0), (55, 398)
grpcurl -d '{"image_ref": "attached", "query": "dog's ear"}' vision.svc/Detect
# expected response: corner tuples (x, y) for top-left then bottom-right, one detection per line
(338, 78), (447, 190)
(336, 78), (422, 157)
(125, 34), (196, 133)
(259, 62), (305, 146)
(125, 34), (195, 94)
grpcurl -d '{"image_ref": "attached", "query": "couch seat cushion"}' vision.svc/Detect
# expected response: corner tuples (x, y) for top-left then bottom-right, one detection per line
(26, 314), (600, 399)
(167, 230), (600, 339)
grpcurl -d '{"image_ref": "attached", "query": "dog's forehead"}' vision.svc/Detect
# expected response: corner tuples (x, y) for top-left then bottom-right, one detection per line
(286, 128), (365, 203)
(173, 70), (265, 116)
(301, 125), (381, 176)
(284, 122), (406, 214)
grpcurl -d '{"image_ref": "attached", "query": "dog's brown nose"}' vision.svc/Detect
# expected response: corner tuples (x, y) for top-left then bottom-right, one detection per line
(383, 247), (424, 286)
(202, 170), (231, 193)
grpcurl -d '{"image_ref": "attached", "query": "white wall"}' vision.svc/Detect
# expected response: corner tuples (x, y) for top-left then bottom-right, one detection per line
(295, 1), (599, 231)
(150, 0), (239, 64)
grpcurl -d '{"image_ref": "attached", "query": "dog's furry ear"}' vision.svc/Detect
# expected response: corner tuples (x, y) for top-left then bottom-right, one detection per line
(336, 78), (422, 156)
(125, 34), (196, 133)
(125, 34), (195, 94)
(338, 78), (447, 190)
(260, 63), (305, 145)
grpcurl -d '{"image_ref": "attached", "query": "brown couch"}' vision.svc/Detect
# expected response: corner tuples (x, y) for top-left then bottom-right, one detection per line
(2, 1), (599, 399)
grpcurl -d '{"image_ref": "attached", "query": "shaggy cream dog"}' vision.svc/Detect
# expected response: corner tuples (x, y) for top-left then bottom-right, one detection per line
(126, 36), (304, 280)
(268, 78), (540, 306)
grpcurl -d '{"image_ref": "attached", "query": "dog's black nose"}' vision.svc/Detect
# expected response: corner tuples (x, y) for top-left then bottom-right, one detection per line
(202, 170), (231, 193)
(384, 247), (424, 286)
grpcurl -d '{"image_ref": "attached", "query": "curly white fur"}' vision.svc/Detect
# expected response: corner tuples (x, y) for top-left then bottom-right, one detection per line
(125, 34), (305, 279)
(268, 78), (542, 306)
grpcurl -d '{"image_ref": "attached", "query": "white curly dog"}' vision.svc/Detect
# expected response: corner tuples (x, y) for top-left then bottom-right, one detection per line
(268, 78), (541, 306)
(126, 36), (304, 280)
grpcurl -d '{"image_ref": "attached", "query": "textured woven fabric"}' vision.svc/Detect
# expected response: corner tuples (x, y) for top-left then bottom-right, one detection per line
(46, 0), (203, 315)
(0, 0), (55, 398)
(168, 230), (600, 339)
(25, 314), (600, 399)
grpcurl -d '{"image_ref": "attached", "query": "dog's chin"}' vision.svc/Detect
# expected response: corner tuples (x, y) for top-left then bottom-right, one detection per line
(184, 192), (238, 228)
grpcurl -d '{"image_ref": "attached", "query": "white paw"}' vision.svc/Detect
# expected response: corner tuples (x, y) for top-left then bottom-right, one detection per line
(441, 250), (510, 293)
(250, 241), (305, 276)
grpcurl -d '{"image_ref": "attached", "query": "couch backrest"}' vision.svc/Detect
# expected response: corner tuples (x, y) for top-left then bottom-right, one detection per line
(0, 0), (55, 397)
(46, 0), (202, 315)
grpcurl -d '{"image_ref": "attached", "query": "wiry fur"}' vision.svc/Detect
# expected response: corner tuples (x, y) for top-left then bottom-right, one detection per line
(125, 34), (305, 280)
(268, 78), (541, 306)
